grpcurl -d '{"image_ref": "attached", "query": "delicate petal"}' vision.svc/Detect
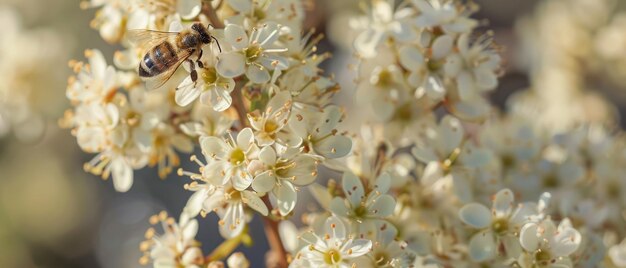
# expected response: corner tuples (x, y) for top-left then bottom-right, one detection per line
(224, 24), (249, 50)
(185, 188), (208, 216)
(468, 231), (497, 261)
(174, 76), (202, 107)
(252, 170), (276, 193)
(242, 190), (268, 216)
(177, 0), (202, 20)
(246, 64), (270, 84)
(368, 195), (395, 217)
(342, 172), (365, 207)
(237, 128), (254, 150)
(274, 181), (297, 216)
(398, 46), (424, 70)
(325, 216), (346, 239)
(217, 52), (246, 78)
(344, 239), (373, 258)
(519, 223), (540, 252)
(373, 173), (391, 194)
(493, 188), (514, 217)
(459, 203), (492, 228)
(315, 135), (352, 159)
(203, 86), (233, 112)
(432, 35), (453, 59)
(111, 158), (133, 192)
(550, 227), (581, 257)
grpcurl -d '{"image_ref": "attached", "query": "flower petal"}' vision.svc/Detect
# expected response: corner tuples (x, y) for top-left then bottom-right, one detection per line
(368, 194), (395, 217)
(493, 188), (514, 217)
(325, 216), (346, 240)
(550, 227), (581, 257)
(252, 170), (276, 193)
(459, 203), (492, 228)
(175, 78), (201, 106)
(111, 158), (133, 192)
(342, 172), (365, 207)
(224, 24), (249, 50)
(274, 181), (297, 216)
(344, 239), (372, 258)
(519, 223), (539, 252)
(315, 135), (352, 159)
(246, 64), (270, 84)
(237, 128), (254, 150)
(242, 190), (268, 216)
(468, 231), (497, 261)
(217, 52), (246, 78)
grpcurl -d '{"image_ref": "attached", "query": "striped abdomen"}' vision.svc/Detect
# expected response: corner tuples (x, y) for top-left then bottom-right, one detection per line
(138, 42), (179, 78)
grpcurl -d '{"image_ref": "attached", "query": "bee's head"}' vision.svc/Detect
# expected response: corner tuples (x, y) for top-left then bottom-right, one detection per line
(191, 23), (212, 44)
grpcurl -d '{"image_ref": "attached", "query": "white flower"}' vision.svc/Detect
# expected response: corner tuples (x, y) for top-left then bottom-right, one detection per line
(410, 0), (478, 34)
(247, 91), (293, 146)
(180, 104), (234, 138)
(200, 128), (259, 191)
(176, 57), (236, 110)
(352, 0), (417, 58)
(458, 189), (541, 262)
(288, 105), (352, 159)
(356, 56), (410, 122)
(184, 181), (268, 238)
(397, 35), (454, 100)
(67, 49), (118, 103)
(149, 123), (194, 178)
(517, 218), (581, 268)
(354, 226), (416, 267)
(83, 145), (148, 192)
(141, 211), (203, 268)
(217, 23), (288, 84)
(293, 216), (372, 268)
(251, 146), (319, 216)
(330, 172), (396, 238)
(444, 33), (501, 101)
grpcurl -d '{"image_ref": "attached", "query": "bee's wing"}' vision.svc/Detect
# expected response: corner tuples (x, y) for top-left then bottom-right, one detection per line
(143, 49), (194, 90)
(126, 29), (179, 49)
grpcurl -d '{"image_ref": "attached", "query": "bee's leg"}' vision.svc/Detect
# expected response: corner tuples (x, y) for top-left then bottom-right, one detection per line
(196, 49), (204, 69)
(188, 59), (198, 87)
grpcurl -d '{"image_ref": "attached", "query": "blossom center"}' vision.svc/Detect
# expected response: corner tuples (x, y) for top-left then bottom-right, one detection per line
(230, 148), (246, 165)
(354, 205), (368, 219)
(264, 120), (279, 133)
(245, 44), (263, 63)
(324, 249), (342, 264)
(375, 69), (394, 88)
(491, 218), (509, 235)
(533, 250), (552, 266)
(375, 252), (390, 265)
(201, 67), (218, 85)
(542, 173), (559, 188)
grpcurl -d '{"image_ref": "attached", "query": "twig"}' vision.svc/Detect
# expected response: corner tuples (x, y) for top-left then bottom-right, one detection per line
(261, 195), (289, 268)
(202, 0), (225, 29)
(230, 82), (288, 267)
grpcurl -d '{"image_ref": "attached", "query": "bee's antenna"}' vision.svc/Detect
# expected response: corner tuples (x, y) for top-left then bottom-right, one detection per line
(212, 36), (222, 53)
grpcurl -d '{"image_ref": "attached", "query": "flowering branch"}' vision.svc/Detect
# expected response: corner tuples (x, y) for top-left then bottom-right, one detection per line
(64, 0), (626, 267)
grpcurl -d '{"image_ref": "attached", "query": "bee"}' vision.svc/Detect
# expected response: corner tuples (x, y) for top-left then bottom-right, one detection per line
(128, 23), (221, 89)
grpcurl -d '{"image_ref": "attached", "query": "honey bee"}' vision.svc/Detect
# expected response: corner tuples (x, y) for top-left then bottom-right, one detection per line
(128, 23), (221, 89)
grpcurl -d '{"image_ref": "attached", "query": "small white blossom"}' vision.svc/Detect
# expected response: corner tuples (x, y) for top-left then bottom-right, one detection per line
(293, 216), (373, 268)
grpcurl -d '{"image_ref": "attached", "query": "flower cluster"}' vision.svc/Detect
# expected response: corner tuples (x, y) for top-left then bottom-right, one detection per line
(0, 8), (66, 141)
(64, 0), (626, 267)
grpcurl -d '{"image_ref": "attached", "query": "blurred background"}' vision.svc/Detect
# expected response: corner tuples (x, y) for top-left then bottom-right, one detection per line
(1, 0), (626, 267)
